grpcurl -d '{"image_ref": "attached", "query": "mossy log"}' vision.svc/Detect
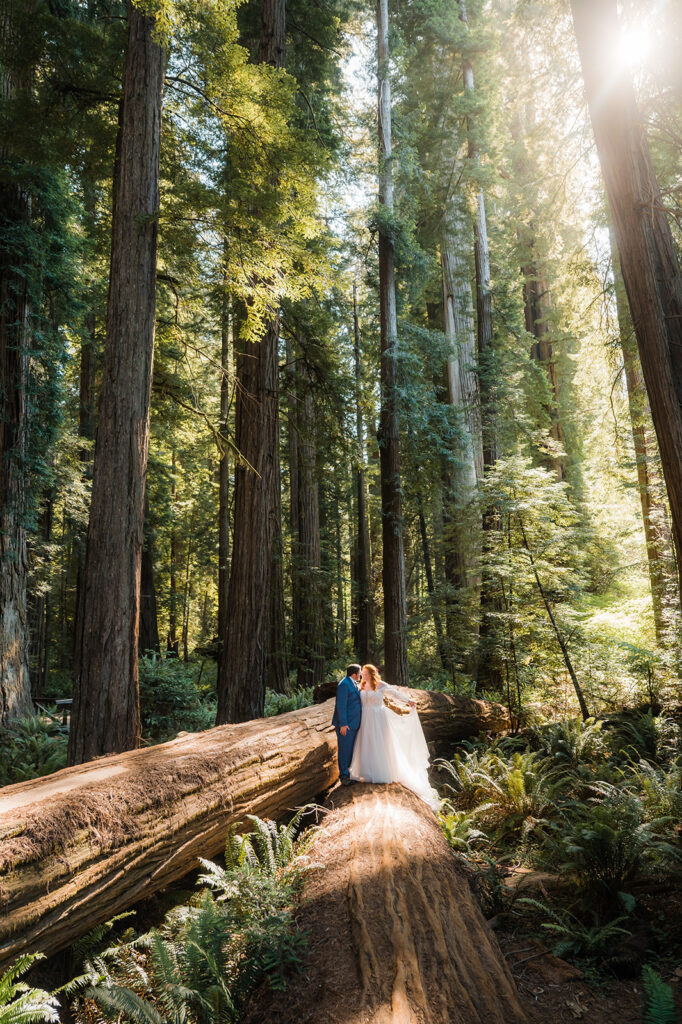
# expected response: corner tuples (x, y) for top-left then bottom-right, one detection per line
(246, 783), (527, 1024)
(0, 690), (510, 967)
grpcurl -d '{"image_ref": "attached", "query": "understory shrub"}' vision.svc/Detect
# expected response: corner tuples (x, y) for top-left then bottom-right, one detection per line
(0, 715), (68, 786)
(68, 811), (315, 1024)
(139, 657), (217, 741)
(264, 688), (314, 717)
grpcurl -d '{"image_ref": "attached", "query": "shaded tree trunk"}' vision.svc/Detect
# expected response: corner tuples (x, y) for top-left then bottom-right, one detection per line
(139, 509), (160, 657)
(417, 497), (450, 674)
(352, 281), (373, 664)
(296, 370), (324, 687)
(217, 0), (286, 722)
(0, 1), (33, 725)
(377, 0), (408, 686)
(610, 234), (674, 646)
(69, 4), (165, 763)
(168, 448), (179, 657)
(572, 0), (682, 613)
(217, 272), (231, 678)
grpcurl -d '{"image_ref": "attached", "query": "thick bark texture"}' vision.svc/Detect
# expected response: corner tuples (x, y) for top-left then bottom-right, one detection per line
(295, 369), (324, 688)
(0, 1), (33, 725)
(69, 4), (165, 763)
(245, 784), (527, 1024)
(611, 236), (674, 645)
(217, 280), (231, 675)
(571, 0), (682, 607)
(218, 0), (286, 720)
(139, 507), (160, 656)
(0, 690), (510, 968)
(218, 318), (280, 721)
(377, 0), (408, 686)
(352, 282), (374, 664)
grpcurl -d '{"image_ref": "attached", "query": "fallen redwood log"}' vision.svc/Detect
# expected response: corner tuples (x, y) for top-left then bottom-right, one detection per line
(0, 690), (509, 967)
(245, 783), (527, 1024)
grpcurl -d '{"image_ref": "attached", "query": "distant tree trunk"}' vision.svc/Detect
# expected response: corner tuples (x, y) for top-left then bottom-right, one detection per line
(417, 497), (450, 674)
(139, 501), (160, 656)
(69, 4), (165, 764)
(182, 539), (192, 663)
(28, 491), (54, 697)
(352, 282), (373, 664)
(296, 365), (324, 688)
(267, 443), (289, 693)
(0, 1), (33, 725)
(571, 0), (682, 613)
(377, 0), (408, 686)
(286, 335), (301, 671)
(217, 0), (286, 722)
(217, 274), (231, 678)
(610, 235), (674, 646)
(168, 448), (179, 657)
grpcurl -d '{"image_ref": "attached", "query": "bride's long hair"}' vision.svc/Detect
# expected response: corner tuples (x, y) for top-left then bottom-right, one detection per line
(362, 663), (381, 690)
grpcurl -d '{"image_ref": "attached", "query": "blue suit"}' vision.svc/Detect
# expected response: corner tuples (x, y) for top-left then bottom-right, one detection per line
(332, 675), (362, 780)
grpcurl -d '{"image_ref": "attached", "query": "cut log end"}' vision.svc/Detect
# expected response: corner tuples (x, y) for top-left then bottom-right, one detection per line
(247, 783), (527, 1024)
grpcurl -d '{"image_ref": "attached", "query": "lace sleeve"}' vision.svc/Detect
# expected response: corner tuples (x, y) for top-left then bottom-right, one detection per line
(379, 682), (411, 704)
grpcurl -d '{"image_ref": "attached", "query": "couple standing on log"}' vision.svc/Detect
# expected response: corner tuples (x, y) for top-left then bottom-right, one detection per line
(332, 664), (439, 809)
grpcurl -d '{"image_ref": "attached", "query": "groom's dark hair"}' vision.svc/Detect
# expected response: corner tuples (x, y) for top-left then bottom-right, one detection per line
(347, 664), (362, 678)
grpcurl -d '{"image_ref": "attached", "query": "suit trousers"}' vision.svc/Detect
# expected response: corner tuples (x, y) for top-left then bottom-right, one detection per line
(335, 725), (358, 779)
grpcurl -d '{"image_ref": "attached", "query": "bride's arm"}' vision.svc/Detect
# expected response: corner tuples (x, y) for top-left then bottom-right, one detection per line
(379, 683), (417, 708)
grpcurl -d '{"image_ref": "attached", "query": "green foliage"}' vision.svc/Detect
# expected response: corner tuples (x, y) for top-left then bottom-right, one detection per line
(263, 688), (314, 717)
(517, 898), (631, 961)
(69, 813), (314, 1023)
(0, 716), (67, 787)
(641, 965), (677, 1024)
(139, 657), (217, 741)
(535, 787), (680, 910)
(0, 952), (60, 1023)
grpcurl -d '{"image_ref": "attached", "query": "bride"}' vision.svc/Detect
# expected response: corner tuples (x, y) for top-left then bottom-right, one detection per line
(349, 664), (439, 810)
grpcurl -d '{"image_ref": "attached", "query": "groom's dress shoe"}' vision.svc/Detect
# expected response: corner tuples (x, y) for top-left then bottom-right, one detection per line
(340, 777), (353, 786)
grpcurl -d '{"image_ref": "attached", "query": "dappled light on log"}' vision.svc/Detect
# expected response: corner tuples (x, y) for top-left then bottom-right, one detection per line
(0, 690), (510, 967)
(246, 783), (527, 1024)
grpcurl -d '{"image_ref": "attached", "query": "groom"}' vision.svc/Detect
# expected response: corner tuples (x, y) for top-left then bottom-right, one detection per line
(332, 664), (362, 786)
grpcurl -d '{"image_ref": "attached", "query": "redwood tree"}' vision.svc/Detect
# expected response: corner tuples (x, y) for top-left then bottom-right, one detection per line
(571, 0), (682, 611)
(0, 0), (33, 724)
(69, 3), (165, 764)
(377, 0), (408, 686)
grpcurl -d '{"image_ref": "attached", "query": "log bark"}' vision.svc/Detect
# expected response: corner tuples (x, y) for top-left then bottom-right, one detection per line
(245, 784), (526, 1024)
(571, 0), (682, 610)
(0, 690), (510, 968)
(377, 0), (408, 687)
(69, 4), (165, 762)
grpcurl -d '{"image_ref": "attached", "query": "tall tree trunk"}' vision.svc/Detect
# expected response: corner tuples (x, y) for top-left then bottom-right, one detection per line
(610, 234), (674, 646)
(352, 281), (373, 664)
(139, 509), (160, 657)
(217, 273), (231, 677)
(267, 442), (289, 693)
(571, 0), (682, 614)
(168, 448), (179, 657)
(417, 497), (450, 674)
(376, 0), (408, 686)
(286, 335), (301, 671)
(0, 2), (33, 725)
(296, 365), (324, 688)
(217, 0), (286, 722)
(69, 4), (165, 764)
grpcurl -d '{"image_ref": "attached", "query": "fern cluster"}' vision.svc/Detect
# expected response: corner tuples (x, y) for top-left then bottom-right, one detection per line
(65, 810), (316, 1024)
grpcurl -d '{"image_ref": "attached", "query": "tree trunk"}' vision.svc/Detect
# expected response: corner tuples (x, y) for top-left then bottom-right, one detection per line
(610, 234), (674, 646)
(286, 335), (302, 670)
(244, 784), (527, 1024)
(69, 4), (165, 764)
(139, 501), (160, 656)
(168, 448), (179, 656)
(267, 446), (289, 693)
(217, 276), (231, 677)
(296, 369), (324, 688)
(573, 0), (682, 610)
(0, 689), (512, 969)
(0, 1), (33, 725)
(217, 0), (286, 721)
(352, 282), (374, 664)
(377, 0), (408, 686)
(417, 498), (450, 674)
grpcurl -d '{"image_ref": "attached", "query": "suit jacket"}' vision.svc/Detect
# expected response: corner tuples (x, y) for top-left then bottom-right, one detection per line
(332, 675), (362, 731)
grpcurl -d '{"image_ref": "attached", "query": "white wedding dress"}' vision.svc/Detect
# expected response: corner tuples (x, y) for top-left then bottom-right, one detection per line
(349, 683), (439, 810)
